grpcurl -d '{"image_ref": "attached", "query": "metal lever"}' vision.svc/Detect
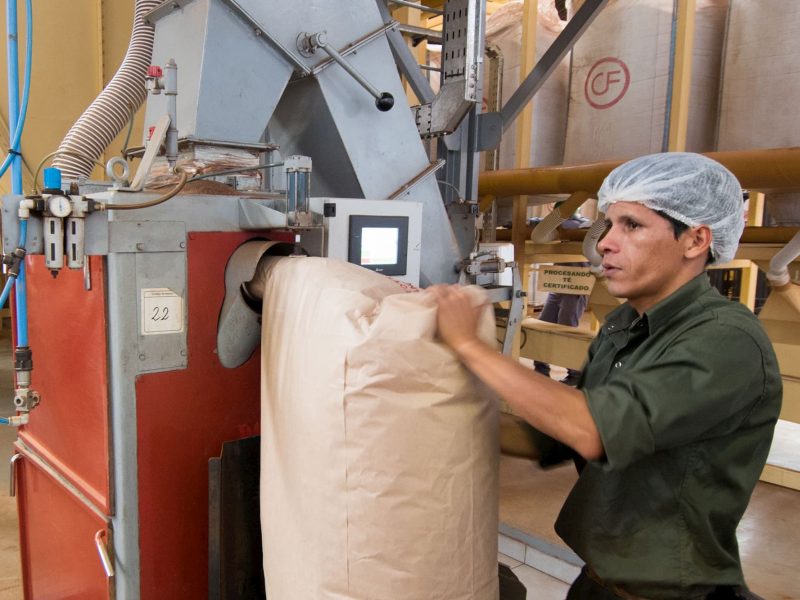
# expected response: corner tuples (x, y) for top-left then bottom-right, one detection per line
(95, 530), (115, 578)
(9, 453), (22, 496)
(298, 32), (394, 111)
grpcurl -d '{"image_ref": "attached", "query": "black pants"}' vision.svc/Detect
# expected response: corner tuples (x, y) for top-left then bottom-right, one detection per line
(566, 568), (765, 600)
(566, 569), (625, 600)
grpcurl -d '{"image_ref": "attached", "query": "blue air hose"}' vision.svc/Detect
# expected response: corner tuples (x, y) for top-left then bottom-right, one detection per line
(0, 0), (32, 180)
(6, 0), (32, 346)
(15, 220), (28, 345)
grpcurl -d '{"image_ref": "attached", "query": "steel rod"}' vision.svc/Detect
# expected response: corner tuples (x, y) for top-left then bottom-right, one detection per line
(387, 0), (444, 16)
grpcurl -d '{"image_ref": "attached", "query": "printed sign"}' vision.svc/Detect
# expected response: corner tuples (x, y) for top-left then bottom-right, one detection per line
(141, 288), (184, 335)
(584, 57), (630, 109)
(536, 266), (595, 296)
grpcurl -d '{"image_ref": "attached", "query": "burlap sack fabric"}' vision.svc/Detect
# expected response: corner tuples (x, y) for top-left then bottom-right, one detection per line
(258, 257), (499, 599)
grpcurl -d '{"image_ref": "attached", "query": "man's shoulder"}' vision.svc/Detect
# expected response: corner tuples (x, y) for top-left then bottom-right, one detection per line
(673, 292), (780, 382)
(693, 291), (769, 340)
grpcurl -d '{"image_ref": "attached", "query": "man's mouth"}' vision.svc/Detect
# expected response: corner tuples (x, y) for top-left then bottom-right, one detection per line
(602, 264), (619, 277)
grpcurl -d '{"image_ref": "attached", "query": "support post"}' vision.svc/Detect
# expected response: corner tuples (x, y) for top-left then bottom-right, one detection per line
(666, 0), (696, 152)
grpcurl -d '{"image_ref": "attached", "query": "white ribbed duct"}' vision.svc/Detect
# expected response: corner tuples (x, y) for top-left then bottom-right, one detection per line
(53, 0), (161, 179)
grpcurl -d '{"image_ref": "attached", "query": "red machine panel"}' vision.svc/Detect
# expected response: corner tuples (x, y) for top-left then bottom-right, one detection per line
(18, 255), (111, 513)
(16, 447), (111, 600)
(136, 232), (263, 600)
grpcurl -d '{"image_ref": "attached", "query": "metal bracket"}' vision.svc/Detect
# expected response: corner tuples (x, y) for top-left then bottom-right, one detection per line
(476, 111), (503, 152)
(501, 264), (525, 356)
(413, 103), (434, 137)
(458, 256), (525, 355)
(128, 114), (171, 192)
(108, 221), (187, 254)
(143, 0), (195, 24)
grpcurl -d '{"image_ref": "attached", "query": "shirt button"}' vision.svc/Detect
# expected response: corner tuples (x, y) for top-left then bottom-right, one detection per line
(609, 324), (615, 330)
(614, 361), (623, 368)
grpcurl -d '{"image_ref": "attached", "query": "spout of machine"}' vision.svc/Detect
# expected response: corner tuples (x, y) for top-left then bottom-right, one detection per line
(216, 240), (295, 369)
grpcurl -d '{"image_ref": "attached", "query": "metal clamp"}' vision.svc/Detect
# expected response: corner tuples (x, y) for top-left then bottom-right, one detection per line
(297, 31), (394, 111)
(9, 453), (22, 497)
(95, 530), (115, 578)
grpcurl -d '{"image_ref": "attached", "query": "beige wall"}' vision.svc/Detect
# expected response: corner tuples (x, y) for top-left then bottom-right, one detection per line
(0, 0), (142, 193)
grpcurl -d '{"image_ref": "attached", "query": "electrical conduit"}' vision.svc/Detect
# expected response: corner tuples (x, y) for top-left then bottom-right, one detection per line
(52, 0), (161, 179)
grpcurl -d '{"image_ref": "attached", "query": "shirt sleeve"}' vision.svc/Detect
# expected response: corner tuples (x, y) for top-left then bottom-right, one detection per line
(584, 322), (770, 471)
(527, 425), (579, 468)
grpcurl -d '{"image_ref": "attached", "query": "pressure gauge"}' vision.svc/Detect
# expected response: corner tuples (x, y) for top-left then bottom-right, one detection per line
(47, 195), (72, 218)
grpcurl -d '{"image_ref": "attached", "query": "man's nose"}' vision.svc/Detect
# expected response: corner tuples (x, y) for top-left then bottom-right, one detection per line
(597, 226), (616, 254)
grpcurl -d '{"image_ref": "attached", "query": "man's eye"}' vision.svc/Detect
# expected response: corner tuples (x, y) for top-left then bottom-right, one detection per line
(625, 219), (640, 230)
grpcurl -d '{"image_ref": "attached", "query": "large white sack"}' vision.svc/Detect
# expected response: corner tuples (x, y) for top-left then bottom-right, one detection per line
(563, 0), (728, 165)
(259, 257), (499, 600)
(717, 0), (800, 226)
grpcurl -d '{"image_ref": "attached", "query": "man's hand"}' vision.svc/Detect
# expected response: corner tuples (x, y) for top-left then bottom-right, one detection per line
(428, 285), (490, 356)
(429, 285), (605, 462)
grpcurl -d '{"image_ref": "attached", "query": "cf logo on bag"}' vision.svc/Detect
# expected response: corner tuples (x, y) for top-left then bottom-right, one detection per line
(585, 57), (631, 109)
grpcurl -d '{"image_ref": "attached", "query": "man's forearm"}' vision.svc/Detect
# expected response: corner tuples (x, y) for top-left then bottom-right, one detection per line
(454, 339), (604, 461)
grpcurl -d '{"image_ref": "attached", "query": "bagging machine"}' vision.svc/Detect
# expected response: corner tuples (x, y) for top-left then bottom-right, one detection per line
(1, 0), (547, 597)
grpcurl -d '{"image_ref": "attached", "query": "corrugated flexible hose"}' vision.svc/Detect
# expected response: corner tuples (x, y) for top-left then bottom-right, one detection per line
(52, 0), (161, 179)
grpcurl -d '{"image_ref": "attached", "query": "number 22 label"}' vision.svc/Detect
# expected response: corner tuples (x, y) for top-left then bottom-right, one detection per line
(141, 288), (183, 335)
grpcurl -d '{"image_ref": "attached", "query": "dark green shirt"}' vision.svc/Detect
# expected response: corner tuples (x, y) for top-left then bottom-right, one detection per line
(540, 273), (782, 599)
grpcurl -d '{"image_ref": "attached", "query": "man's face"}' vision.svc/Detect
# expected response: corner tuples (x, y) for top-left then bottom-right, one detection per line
(597, 202), (691, 313)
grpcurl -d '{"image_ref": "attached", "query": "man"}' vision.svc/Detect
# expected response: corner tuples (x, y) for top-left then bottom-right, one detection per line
(432, 153), (782, 599)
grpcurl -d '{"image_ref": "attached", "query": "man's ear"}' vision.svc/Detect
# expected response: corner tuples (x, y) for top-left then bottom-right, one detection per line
(684, 225), (712, 260)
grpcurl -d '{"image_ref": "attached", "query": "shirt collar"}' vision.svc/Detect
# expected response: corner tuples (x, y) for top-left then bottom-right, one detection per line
(603, 273), (712, 336)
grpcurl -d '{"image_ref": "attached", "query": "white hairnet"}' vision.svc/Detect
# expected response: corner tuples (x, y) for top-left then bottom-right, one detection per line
(597, 152), (744, 264)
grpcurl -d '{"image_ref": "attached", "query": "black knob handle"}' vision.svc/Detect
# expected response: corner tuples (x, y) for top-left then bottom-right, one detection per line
(375, 92), (394, 112)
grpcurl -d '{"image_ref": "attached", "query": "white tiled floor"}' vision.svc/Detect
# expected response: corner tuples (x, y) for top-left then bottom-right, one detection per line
(499, 553), (571, 599)
(767, 419), (800, 471)
(499, 552), (523, 569)
(523, 545), (581, 584)
(498, 535), (526, 563)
